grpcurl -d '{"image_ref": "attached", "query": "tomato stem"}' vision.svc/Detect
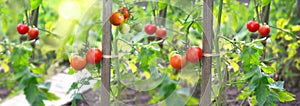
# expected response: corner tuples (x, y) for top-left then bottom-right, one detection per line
(269, 25), (299, 40)
(215, 0), (227, 105)
(254, 0), (261, 23)
(113, 26), (122, 103)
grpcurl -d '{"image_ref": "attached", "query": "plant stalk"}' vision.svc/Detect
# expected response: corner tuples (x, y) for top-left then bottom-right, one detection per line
(113, 27), (121, 105)
(215, 0), (225, 105)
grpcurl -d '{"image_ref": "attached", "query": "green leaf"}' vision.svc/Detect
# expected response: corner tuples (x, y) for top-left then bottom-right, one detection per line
(237, 87), (252, 100)
(269, 81), (284, 91)
(46, 92), (60, 100)
(261, 0), (271, 7)
(254, 77), (269, 106)
(291, 25), (300, 32)
(30, 0), (42, 10)
(287, 42), (299, 59)
(38, 82), (51, 91)
(74, 93), (83, 100)
(261, 65), (275, 74)
(240, 45), (261, 67)
(68, 68), (76, 74)
(67, 82), (78, 94)
(93, 80), (101, 91)
(24, 77), (39, 104)
(275, 90), (295, 102)
(30, 64), (44, 74)
(186, 96), (200, 105)
(264, 92), (278, 106)
(32, 100), (45, 106)
(1, 63), (9, 73)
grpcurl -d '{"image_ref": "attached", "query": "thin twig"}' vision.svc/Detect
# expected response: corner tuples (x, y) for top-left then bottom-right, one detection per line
(37, 28), (60, 38)
(218, 35), (242, 51)
(254, 0), (261, 23)
(269, 25), (299, 40)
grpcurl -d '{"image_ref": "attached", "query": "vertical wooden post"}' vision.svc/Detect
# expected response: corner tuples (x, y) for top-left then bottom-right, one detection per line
(200, 0), (213, 106)
(101, 0), (112, 105)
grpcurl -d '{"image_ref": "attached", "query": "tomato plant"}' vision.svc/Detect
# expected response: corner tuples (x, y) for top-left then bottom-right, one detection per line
(0, 0), (299, 106)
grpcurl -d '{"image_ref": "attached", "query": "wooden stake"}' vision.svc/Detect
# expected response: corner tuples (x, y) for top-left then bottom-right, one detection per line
(101, 0), (112, 105)
(200, 0), (213, 106)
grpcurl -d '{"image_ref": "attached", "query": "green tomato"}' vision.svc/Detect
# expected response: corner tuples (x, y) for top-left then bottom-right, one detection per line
(119, 23), (130, 34)
(131, 22), (142, 32)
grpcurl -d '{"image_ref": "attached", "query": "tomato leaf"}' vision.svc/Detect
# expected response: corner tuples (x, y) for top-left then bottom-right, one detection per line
(73, 93), (83, 100)
(92, 80), (101, 91)
(67, 82), (78, 94)
(24, 77), (39, 104)
(254, 77), (269, 105)
(275, 90), (295, 102)
(237, 87), (252, 100)
(239, 45), (261, 67)
(268, 81), (284, 91)
(261, 65), (275, 74)
(261, 0), (271, 7)
(30, 0), (42, 10)
(45, 92), (60, 101)
(38, 82), (51, 91)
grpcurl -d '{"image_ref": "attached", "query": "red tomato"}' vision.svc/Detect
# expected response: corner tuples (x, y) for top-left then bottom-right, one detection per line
(144, 24), (157, 35)
(17, 23), (29, 34)
(86, 48), (103, 64)
(170, 54), (186, 70)
(155, 28), (167, 38)
(123, 11), (130, 19)
(70, 56), (87, 70)
(28, 28), (39, 39)
(258, 25), (270, 37)
(109, 12), (125, 26)
(186, 46), (203, 63)
(247, 20), (260, 32)
(118, 7), (130, 19)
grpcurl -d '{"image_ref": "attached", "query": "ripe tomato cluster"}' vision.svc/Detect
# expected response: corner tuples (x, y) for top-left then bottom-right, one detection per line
(170, 46), (203, 70)
(144, 23), (167, 39)
(70, 48), (103, 71)
(109, 7), (130, 26)
(17, 23), (39, 39)
(246, 20), (270, 37)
